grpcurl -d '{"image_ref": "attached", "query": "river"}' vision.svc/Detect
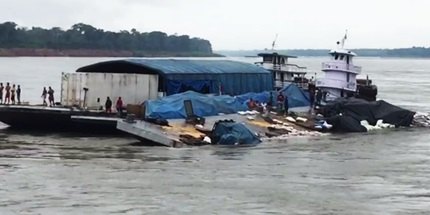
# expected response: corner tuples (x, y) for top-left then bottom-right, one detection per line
(1, 57), (430, 214)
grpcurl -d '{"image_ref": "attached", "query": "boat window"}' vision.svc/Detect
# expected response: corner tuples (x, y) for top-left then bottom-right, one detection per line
(335, 54), (339, 60)
(347, 73), (350, 82)
(263, 56), (272, 62)
(340, 55), (344, 60)
(346, 56), (350, 64)
(281, 57), (285, 64)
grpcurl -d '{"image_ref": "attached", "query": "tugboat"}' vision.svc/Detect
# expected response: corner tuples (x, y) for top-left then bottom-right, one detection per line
(315, 33), (377, 103)
(255, 52), (308, 90)
(254, 37), (309, 90)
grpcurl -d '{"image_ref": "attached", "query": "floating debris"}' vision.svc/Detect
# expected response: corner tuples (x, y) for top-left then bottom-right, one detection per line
(412, 112), (430, 128)
(360, 119), (395, 131)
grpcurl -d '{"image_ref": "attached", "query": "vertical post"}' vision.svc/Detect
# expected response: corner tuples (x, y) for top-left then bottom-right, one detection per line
(60, 72), (63, 105)
(83, 87), (89, 109)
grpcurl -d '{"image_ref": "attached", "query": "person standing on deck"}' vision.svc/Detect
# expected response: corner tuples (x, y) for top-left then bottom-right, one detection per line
(276, 92), (285, 113)
(284, 94), (289, 116)
(5, 82), (11, 104)
(316, 89), (323, 106)
(105, 97), (112, 113)
(48, 86), (55, 107)
(41, 87), (47, 106)
(11, 84), (16, 105)
(0, 83), (4, 104)
(116, 97), (123, 115)
(309, 88), (315, 109)
(16, 85), (21, 105)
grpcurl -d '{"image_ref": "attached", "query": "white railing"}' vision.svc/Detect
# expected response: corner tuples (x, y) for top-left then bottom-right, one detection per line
(316, 78), (357, 91)
(321, 62), (361, 74)
(256, 62), (307, 74)
(275, 80), (283, 88)
(275, 80), (308, 89)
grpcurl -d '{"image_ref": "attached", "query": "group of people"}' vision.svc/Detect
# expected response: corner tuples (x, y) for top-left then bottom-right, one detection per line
(0, 82), (21, 105)
(41, 86), (55, 106)
(104, 96), (124, 114)
(247, 91), (290, 116)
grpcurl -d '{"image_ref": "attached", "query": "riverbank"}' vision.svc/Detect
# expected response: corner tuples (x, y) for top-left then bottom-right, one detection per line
(0, 48), (223, 57)
(218, 48), (430, 58)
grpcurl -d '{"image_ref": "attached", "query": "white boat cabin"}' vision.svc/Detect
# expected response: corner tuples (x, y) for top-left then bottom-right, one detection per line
(316, 42), (362, 101)
(255, 52), (308, 90)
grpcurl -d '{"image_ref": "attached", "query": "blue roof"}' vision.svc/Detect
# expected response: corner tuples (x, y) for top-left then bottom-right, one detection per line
(77, 59), (270, 76)
(77, 59), (274, 96)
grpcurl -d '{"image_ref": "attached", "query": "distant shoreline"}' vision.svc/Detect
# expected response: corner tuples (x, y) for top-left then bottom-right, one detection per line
(218, 48), (430, 58)
(0, 48), (223, 57)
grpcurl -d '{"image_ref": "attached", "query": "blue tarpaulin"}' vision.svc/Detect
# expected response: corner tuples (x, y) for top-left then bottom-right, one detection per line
(144, 91), (247, 119)
(144, 86), (311, 120)
(278, 84), (311, 108)
(235, 91), (273, 105)
(211, 121), (261, 145)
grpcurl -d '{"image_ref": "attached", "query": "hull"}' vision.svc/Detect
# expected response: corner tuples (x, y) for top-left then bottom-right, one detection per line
(0, 105), (120, 133)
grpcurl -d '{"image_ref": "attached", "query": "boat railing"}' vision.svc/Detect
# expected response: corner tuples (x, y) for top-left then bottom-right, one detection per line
(275, 80), (308, 90)
(322, 62), (361, 74)
(256, 62), (307, 73)
(316, 78), (357, 91)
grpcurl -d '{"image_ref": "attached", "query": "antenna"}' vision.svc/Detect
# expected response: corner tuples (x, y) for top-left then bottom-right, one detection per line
(271, 34), (278, 51)
(341, 29), (348, 48)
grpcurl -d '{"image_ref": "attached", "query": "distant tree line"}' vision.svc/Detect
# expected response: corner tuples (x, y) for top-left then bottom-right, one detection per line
(0, 22), (213, 54)
(219, 47), (430, 58)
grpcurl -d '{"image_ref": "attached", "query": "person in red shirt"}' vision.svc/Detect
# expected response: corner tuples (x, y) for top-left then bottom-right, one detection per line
(247, 98), (257, 110)
(116, 97), (124, 115)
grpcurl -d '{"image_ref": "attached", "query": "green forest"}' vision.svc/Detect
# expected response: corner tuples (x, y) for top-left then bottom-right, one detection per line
(0, 22), (214, 56)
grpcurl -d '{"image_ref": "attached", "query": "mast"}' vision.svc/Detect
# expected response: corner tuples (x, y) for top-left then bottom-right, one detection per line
(271, 34), (278, 51)
(340, 30), (348, 49)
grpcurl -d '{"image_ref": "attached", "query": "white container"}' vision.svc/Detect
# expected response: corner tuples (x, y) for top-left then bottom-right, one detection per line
(61, 72), (159, 108)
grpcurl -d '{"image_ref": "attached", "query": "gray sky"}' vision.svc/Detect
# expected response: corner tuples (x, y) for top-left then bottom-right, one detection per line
(0, 0), (429, 50)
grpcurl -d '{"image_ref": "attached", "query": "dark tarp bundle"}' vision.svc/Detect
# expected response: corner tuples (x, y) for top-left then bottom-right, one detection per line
(278, 84), (311, 108)
(211, 120), (261, 145)
(324, 98), (416, 132)
(144, 91), (247, 119)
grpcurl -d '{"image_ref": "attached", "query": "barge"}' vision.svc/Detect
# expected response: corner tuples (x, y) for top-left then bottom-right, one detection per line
(0, 105), (120, 132)
(0, 59), (273, 133)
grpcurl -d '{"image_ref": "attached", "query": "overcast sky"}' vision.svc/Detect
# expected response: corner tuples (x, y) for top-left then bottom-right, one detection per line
(0, 0), (429, 50)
